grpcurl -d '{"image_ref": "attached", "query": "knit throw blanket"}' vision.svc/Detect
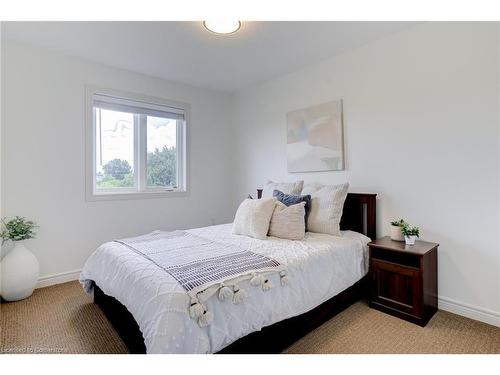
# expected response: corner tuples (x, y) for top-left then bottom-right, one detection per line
(115, 231), (288, 327)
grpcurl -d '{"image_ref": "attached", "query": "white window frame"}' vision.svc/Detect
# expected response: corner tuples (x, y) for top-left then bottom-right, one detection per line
(85, 86), (189, 201)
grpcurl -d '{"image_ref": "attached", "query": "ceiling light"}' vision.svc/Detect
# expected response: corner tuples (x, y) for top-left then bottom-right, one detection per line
(203, 21), (241, 35)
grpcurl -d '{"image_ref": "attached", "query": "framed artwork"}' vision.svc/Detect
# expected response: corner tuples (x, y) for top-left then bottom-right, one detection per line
(286, 99), (344, 172)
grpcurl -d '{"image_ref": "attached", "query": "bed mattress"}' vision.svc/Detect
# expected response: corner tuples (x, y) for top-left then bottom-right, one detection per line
(80, 223), (370, 353)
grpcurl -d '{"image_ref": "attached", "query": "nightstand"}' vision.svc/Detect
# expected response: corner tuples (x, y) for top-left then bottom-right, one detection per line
(368, 236), (438, 327)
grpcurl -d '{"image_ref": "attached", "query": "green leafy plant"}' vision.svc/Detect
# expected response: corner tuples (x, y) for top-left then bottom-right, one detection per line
(147, 146), (177, 187)
(390, 219), (407, 227)
(401, 223), (420, 237)
(102, 158), (132, 181)
(0, 216), (38, 243)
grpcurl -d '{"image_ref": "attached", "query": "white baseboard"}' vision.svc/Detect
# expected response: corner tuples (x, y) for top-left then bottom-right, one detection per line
(36, 269), (81, 289)
(438, 296), (500, 327)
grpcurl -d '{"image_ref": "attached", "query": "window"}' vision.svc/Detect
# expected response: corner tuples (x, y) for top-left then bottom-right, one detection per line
(86, 88), (188, 200)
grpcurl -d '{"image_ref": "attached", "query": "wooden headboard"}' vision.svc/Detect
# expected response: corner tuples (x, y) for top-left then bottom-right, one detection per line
(339, 193), (377, 240)
(256, 190), (377, 240)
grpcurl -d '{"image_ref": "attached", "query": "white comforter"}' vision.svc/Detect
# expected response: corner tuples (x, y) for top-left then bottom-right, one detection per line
(80, 224), (370, 353)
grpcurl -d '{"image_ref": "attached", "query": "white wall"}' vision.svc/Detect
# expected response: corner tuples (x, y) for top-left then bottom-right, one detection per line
(1, 39), (235, 282)
(232, 22), (500, 323)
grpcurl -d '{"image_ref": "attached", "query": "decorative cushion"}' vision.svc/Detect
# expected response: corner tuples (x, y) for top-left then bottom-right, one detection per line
(273, 190), (312, 230)
(268, 201), (306, 240)
(232, 198), (276, 240)
(261, 180), (303, 198)
(301, 182), (349, 236)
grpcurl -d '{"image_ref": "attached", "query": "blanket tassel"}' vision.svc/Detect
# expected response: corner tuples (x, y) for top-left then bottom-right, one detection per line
(232, 285), (248, 304)
(198, 309), (214, 327)
(189, 298), (204, 319)
(250, 273), (264, 286)
(218, 284), (234, 302)
(262, 279), (273, 291)
(280, 271), (289, 286)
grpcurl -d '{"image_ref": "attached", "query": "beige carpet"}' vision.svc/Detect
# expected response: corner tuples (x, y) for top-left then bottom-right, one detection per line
(1, 281), (499, 354)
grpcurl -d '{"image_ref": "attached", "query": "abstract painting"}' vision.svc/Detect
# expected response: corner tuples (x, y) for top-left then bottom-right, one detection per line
(286, 99), (344, 172)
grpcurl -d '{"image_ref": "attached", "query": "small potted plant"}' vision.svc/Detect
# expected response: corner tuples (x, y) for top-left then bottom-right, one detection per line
(390, 219), (406, 241)
(401, 223), (420, 246)
(0, 216), (39, 301)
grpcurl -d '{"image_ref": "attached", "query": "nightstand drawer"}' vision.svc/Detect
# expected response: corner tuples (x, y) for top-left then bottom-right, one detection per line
(370, 259), (422, 316)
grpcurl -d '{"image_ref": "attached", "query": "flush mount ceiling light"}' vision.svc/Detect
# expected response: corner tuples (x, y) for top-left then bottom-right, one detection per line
(203, 21), (241, 35)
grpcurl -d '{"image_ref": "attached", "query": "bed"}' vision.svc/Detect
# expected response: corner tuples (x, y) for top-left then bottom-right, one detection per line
(80, 192), (376, 354)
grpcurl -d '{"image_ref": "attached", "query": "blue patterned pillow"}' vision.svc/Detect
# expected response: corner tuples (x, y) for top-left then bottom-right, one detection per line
(273, 190), (312, 231)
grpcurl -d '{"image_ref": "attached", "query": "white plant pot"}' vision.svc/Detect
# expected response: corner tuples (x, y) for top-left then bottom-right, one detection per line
(0, 241), (39, 301)
(390, 225), (405, 241)
(405, 235), (417, 246)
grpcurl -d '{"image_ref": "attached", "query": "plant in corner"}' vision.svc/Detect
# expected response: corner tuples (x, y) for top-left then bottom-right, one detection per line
(401, 223), (420, 246)
(0, 216), (40, 301)
(389, 219), (406, 242)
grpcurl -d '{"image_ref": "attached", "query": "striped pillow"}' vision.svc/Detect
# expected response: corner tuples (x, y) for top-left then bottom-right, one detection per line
(273, 189), (312, 230)
(301, 182), (349, 236)
(268, 201), (306, 240)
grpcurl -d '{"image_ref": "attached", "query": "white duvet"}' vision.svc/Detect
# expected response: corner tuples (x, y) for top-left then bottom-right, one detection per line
(80, 223), (370, 353)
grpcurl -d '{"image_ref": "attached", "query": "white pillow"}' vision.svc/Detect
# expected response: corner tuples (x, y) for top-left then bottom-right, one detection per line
(268, 201), (306, 240)
(301, 182), (349, 236)
(232, 198), (276, 240)
(261, 180), (304, 198)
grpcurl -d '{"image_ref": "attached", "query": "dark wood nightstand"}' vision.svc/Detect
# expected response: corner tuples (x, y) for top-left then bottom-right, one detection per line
(368, 236), (438, 327)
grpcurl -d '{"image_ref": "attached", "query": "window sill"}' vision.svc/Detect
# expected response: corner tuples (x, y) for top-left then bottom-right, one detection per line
(85, 189), (188, 202)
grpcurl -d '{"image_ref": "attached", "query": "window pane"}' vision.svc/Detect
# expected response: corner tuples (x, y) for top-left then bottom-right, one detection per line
(146, 116), (177, 188)
(95, 108), (135, 189)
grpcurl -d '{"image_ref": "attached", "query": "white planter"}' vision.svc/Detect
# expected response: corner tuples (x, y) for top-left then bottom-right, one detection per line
(0, 241), (39, 301)
(390, 225), (404, 241)
(405, 235), (417, 246)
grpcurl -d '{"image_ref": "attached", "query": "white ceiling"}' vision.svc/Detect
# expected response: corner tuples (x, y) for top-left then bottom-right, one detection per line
(3, 21), (417, 92)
